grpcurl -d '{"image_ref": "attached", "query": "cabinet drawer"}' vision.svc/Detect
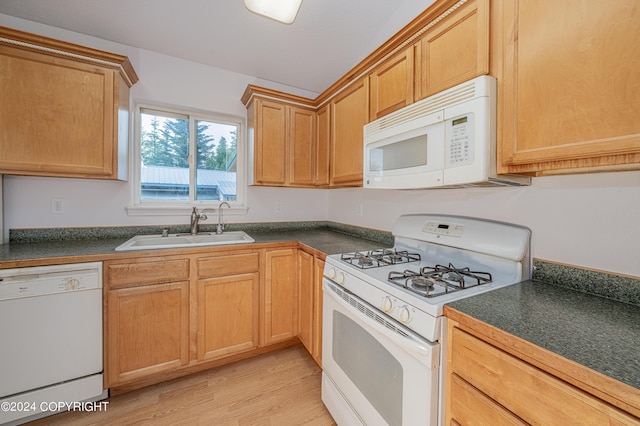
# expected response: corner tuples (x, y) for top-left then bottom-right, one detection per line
(106, 258), (190, 288)
(450, 327), (639, 425)
(197, 252), (260, 278)
(449, 373), (526, 425)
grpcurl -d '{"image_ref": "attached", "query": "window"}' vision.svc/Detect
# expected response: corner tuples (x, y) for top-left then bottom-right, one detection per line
(133, 106), (245, 209)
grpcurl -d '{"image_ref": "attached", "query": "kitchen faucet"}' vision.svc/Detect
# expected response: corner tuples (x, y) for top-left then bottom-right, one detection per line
(217, 202), (231, 234)
(189, 207), (208, 235)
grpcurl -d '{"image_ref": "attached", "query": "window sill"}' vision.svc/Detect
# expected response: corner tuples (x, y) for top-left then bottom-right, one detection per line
(125, 205), (249, 217)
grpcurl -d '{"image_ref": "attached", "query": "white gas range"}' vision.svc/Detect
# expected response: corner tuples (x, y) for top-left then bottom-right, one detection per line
(321, 214), (531, 426)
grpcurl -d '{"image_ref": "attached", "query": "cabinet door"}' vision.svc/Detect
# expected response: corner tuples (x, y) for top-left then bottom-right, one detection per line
(314, 104), (330, 187)
(0, 46), (118, 178)
(416, 0), (489, 99)
(497, 0), (640, 175)
(297, 250), (314, 354)
(106, 281), (190, 386)
(289, 106), (316, 186)
(262, 249), (298, 345)
(197, 273), (260, 361)
(369, 46), (414, 120)
(253, 98), (287, 184)
(330, 78), (369, 187)
(312, 257), (325, 366)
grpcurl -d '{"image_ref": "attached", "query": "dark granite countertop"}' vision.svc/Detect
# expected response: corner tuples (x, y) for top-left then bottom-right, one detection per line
(0, 222), (393, 266)
(446, 279), (640, 392)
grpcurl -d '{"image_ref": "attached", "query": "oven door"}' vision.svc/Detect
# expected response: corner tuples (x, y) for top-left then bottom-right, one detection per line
(322, 279), (440, 426)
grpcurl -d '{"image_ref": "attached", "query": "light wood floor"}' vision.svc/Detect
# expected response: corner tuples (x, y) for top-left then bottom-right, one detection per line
(28, 345), (336, 426)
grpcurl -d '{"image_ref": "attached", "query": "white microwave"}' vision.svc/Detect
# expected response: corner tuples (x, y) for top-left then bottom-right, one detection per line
(363, 75), (530, 189)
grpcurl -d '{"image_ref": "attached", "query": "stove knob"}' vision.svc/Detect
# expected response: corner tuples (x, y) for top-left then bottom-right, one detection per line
(326, 268), (336, 280)
(336, 272), (345, 285)
(381, 297), (393, 313)
(399, 306), (411, 323)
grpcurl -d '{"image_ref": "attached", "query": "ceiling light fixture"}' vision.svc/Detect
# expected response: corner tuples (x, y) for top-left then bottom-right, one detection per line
(243, 0), (303, 24)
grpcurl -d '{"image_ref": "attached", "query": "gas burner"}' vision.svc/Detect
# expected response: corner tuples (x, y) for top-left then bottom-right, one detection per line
(420, 263), (492, 289)
(388, 263), (493, 298)
(409, 276), (436, 291)
(356, 255), (374, 268)
(341, 249), (421, 269)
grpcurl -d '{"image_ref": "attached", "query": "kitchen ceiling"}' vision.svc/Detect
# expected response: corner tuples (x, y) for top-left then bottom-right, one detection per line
(0, 0), (434, 95)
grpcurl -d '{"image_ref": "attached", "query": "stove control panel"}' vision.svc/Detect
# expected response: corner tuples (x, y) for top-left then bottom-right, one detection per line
(422, 221), (464, 237)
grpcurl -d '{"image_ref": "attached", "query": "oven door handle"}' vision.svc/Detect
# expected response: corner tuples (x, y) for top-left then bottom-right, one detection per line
(324, 280), (439, 368)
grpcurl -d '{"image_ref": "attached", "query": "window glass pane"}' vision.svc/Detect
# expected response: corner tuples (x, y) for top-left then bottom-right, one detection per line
(139, 111), (190, 201)
(195, 120), (238, 202)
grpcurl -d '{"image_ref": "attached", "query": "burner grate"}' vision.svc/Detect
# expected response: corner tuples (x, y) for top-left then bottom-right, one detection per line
(341, 249), (420, 269)
(388, 263), (492, 298)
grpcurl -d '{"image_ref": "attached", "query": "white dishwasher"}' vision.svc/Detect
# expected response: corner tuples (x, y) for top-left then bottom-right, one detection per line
(0, 262), (106, 425)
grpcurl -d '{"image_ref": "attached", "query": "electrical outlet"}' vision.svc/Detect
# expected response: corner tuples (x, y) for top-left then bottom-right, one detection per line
(51, 198), (65, 214)
(275, 201), (283, 213)
(356, 203), (364, 217)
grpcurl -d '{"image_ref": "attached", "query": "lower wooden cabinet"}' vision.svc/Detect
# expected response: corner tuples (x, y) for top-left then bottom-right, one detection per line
(446, 318), (640, 425)
(106, 280), (190, 386)
(297, 250), (314, 354)
(197, 273), (260, 361)
(105, 246), (326, 390)
(262, 248), (298, 345)
(196, 251), (261, 362)
(297, 251), (325, 367)
(311, 257), (325, 365)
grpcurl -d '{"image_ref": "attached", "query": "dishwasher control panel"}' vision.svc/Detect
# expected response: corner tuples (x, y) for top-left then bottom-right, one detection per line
(0, 262), (102, 300)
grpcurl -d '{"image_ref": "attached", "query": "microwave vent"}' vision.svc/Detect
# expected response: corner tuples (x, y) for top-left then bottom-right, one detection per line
(365, 78), (481, 137)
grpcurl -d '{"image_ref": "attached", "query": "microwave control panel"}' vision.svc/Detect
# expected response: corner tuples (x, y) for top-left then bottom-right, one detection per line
(445, 113), (474, 167)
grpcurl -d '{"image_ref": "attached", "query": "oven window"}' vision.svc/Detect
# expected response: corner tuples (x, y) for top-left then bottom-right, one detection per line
(333, 311), (403, 426)
(369, 135), (428, 172)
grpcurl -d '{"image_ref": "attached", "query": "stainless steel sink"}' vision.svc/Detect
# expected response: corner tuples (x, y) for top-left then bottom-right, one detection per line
(115, 231), (255, 251)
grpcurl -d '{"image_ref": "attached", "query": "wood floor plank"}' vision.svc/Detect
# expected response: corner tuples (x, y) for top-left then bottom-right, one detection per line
(27, 345), (336, 426)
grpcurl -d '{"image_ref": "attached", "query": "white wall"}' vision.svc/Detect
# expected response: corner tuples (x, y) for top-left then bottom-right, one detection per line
(2, 14), (639, 280)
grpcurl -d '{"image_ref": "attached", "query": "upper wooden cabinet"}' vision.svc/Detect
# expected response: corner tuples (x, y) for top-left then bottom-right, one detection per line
(369, 46), (415, 120)
(243, 87), (319, 187)
(330, 77), (369, 187)
(495, 0), (640, 175)
(415, 0), (489, 100)
(314, 104), (330, 186)
(248, 97), (287, 185)
(0, 26), (138, 180)
(289, 106), (317, 186)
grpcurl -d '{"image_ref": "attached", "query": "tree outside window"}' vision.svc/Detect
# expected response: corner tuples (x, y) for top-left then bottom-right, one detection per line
(139, 108), (239, 202)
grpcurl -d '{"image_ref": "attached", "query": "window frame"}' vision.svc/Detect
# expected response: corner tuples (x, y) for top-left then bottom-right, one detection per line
(126, 103), (247, 216)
